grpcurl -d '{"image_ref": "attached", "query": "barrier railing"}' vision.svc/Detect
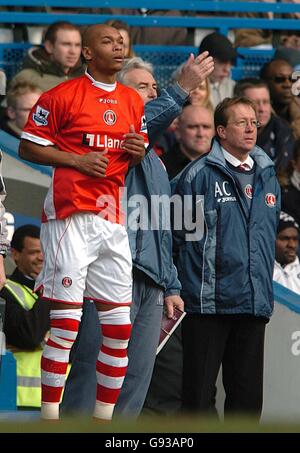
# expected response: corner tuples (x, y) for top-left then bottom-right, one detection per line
(0, 2), (297, 85)
(1, 1), (300, 35)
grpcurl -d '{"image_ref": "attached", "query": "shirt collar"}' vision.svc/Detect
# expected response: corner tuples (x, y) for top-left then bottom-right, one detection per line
(275, 256), (300, 271)
(221, 147), (254, 169)
(85, 69), (116, 92)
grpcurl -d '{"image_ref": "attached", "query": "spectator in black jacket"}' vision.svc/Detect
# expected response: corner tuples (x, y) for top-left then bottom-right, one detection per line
(2, 224), (49, 350)
(234, 78), (295, 174)
(281, 138), (300, 228)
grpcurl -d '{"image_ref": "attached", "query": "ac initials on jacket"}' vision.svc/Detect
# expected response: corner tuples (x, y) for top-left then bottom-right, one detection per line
(215, 181), (231, 197)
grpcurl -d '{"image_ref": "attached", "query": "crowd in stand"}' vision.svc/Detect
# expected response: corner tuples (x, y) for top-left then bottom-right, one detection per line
(0, 5), (300, 423)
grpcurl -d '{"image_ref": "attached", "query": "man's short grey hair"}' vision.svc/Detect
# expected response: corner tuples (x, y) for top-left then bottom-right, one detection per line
(117, 57), (154, 84)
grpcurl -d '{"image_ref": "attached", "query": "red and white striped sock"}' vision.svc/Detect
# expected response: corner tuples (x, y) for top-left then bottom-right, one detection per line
(41, 308), (82, 420)
(94, 306), (131, 421)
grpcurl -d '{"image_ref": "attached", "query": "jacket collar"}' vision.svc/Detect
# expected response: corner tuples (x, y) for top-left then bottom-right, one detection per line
(9, 267), (35, 290)
(207, 138), (275, 171)
(24, 46), (85, 78)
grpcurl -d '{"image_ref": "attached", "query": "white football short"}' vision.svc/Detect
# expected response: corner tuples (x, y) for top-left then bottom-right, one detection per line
(35, 213), (132, 306)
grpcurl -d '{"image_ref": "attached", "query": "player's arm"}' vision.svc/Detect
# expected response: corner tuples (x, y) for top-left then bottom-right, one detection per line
(19, 139), (108, 177)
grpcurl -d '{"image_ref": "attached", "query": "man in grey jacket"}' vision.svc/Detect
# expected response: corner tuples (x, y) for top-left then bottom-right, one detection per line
(61, 52), (214, 417)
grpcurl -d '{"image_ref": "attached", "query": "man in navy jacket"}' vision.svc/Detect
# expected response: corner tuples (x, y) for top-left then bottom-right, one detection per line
(173, 96), (281, 418)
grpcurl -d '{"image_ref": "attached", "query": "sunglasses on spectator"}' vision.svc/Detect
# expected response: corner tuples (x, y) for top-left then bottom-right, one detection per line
(268, 75), (293, 84)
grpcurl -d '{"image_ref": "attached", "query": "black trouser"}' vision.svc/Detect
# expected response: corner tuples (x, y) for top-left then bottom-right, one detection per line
(143, 325), (183, 416)
(181, 314), (267, 419)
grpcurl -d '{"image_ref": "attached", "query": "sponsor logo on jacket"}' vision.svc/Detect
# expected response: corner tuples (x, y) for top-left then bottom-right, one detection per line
(215, 181), (237, 203)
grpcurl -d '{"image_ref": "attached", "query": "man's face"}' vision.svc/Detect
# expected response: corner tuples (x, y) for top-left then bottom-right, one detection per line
(243, 86), (272, 128)
(8, 91), (41, 130)
(265, 60), (294, 106)
(217, 103), (258, 157)
(12, 236), (43, 279)
(123, 68), (157, 104)
(82, 26), (124, 75)
(210, 58), (232, 83)
(175, 105), (214, 159)
(276, 227), (299, 266)
(45, 29), (82, 73)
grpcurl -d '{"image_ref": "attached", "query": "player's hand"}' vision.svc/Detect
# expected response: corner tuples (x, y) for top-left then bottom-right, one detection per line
(74, 150), (109, 177)
(164, 295), (184, 319)
(124, 125), (146, 166)
(177, 51), (214, 94)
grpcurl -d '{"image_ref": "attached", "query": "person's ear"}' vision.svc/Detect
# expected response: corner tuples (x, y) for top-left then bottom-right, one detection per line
(6, 106), (16, 120)
(82, 46), (92, 61)
(44, 40), (54, 55)
(11, 248), (20, 265)
(217, 125), (226, 139)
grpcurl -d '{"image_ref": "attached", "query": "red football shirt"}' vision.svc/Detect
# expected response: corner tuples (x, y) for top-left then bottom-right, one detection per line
(22, 74), (148, 224)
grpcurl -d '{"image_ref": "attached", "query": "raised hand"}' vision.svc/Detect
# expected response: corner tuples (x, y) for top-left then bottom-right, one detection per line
(177, 51), (214, 94)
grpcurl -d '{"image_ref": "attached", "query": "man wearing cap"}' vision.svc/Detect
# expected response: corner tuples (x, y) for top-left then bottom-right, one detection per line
(198, 32), (237, 109)
(273, 212), (300, 295)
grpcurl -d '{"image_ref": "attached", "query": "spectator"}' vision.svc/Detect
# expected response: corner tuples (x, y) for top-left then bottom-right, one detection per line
(0, 69), (6, 96)
(198, 32), (237, 109)
(0, 82), (42, 139)
(0, 69), (6, 108)
(154, 66), (214, 157)
(273, 212), (300, 295)
(234, 0), (274, 49)
(59, 53), (214, 418)
(277, 0), (300, 50)
(173, 96), (280, 419)
(281, 139), (300, 227)
(2, 224), (50, 409)
(106, 9), (189, 45)
(10, 21), (84, 92)
(105, 20), (135, 59)
(260, 59), (300, 139)
(18, 23), (147, 422)
(0, 151), (9, 291)
(162, 104), (214, 180)
(274, 47), (300, 70)
(234, 77), (295, 173)
(172, 64), (213, 111)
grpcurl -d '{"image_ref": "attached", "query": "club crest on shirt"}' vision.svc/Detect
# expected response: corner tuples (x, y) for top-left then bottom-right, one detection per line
(244, 184), (253, 199)
(32, 105), (50, 126)
(265, 193), (276, 207)
(62, 277), (72, 288)
(103, 110), (117, 126)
